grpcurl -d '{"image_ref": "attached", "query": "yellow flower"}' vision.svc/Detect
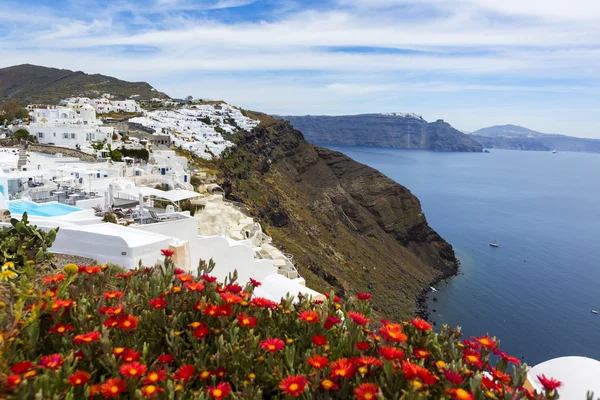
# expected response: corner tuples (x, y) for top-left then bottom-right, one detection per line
(436, 360), (446, 368)
(248, 373), (256, 380)
(64, 264), (79, 274)
(0, 269), (17, 281)
(3, 262), (15, 268)
(412, 380), (423, 390)
(0, 301), (5, 309)
(286, 338), (294, 344)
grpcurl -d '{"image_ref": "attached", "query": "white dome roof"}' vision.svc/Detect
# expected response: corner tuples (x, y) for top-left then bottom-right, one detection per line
(81, 104), (94, 110)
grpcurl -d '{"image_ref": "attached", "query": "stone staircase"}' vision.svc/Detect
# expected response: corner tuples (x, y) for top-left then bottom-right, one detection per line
(17, 148), (27, 169)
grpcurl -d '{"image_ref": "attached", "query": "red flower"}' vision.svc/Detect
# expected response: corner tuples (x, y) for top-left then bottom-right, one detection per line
(410, 318), (432, 331)
(312, 335), (328, 346)
(203, 303), (220, 317)
(207, 382), (232, 399)
(417, 367), (438, 385)
(116, 271), (136, 279)
(378, 346), (404, 360)
(143, 369), (166, 384)
(224, 283), (242, 293)
(100, 378), (127, 398)
(413, 348), (430, 359)
(491, 367), (512, 384)
(249, 278), (261, 287)
(185, 282), (206, 292)
(174, 268), (185, 275)
(39, 354), (63, 369)
(149, 297), (167, 309)
(157, 354), (174, 364)
(173, 364), (195, 381)
(307, 355), (329, 369)
(121, 349), (141, 363)
(50, 298), (74, 312)
(330, 358), (355, 378)
(323, 292), (341, 302)
(120, 362), (147, 378)
(354, 382), (379, 400)
(321, 379), (339, 391)
(6, 375), (21, 388)
(177, 274), (193, 283)
(103, 317), (120, 328)
(73, 331), (101, 344)
(42, 273), (66, 285)
(220, 292), (242, 304)
(537, 374), (562, 391)
(356, 292), (372, 300)
(161, 249), (175, 257)
(279, 375), (308, 397)
(401, 360), (419, 379)
(10, 361), (34, 374)
(379, 321), (407, 343)
(67, 371), (90, 386)
(347, 312), (370, 326)
(99, 304), (124, 316)
(202, 274), (217, 283)
(102, 291), (124, 300)
(200, 370), (213, 380)
(192, 323), (210, 339)
(118, 314), (139, 331)
(463, 350), (483, 367)
(443, 369), (464, 385)
(354, 356), (383, 367)
(250, 297), (279, 309)
(141, 385), (165, 398)
(451, 388), (474, 400)
(219, 304), (233, 317)
(356, 341), (371, 351)
(475, 335), (498, 349)
(237, 313), (258, 328)
(78, 265), (102, 274)
(493, 349), (520, 364)
(298, 310), (320, 324)
(214, 367), (226, 379)
(260, 338), (285, 353)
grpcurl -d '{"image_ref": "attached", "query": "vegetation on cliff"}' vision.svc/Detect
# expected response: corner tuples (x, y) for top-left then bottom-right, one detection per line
(216, 112), (458, 321)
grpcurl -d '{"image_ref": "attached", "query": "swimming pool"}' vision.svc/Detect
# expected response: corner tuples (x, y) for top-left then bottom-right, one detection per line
(8, 201), (83, 217)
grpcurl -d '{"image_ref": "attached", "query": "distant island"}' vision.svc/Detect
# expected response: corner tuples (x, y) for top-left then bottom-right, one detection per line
(281, 113), (483, 152)
(471, 124), (600, 153)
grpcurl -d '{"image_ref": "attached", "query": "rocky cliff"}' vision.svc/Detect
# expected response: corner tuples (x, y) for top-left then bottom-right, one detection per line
(217, 113), (458, 320)
(282, 113), (483, 152)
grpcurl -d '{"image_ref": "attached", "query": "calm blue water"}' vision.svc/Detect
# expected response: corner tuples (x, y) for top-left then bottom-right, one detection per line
(325, 146), (600, 365)
(8, 201), (82, 217)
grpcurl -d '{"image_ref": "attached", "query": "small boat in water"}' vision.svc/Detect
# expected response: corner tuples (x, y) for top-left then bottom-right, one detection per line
(490, 241), (499, 248)
(552, 149), (557, 154)
(593, 310), (598, 314)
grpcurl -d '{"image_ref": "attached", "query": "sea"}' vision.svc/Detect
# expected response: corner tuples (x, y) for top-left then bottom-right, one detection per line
(324, 145), (600, 366)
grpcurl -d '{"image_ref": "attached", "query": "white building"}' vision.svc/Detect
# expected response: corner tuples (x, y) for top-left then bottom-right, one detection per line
(111, 99), (140, 113)
(63, 96), (141, 115)
(26, 105), (113, 148)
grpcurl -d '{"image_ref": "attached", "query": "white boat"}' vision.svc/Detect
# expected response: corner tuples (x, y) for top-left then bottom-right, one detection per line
(592, 310), (598, 314)
(490, 241), (499, 248)
(552, 149), (557, 154)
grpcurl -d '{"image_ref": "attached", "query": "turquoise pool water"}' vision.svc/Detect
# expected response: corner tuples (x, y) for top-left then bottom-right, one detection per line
(8, 201), (82, 217)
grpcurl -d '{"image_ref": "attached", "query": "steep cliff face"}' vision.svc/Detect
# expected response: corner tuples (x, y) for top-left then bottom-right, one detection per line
(218, 113), (458, 320)
(282, 114), (483, 152)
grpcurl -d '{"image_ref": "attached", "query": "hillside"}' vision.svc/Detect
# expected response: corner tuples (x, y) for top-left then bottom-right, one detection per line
(217, 112), (458, 320)
(282, 113), (483, 152)
(0, 64), (169, 105)
(472, 124), (600, 152)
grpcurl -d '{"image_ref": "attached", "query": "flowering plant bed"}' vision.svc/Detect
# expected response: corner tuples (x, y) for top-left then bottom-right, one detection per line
(1, 252), (561, 399)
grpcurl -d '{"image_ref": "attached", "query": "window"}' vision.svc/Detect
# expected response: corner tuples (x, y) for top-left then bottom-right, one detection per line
(53, 133), (56, 137)
(63, 133), (69, 139)
(70, 133), (76, 139)
(37, 132), (43, 139)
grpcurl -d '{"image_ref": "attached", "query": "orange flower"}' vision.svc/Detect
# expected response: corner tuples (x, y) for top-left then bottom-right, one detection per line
(42, 273), (66, 285)
(330, 358), (355, 378)
(185, 282), (206, 292)
(237, 313), (257, 328)
(475, 335), (498, 349)
(378, 346), (404, 360)
(321, 378), (339, 391)
(199, 370), (213, 380)
(39, 353), (63, 369)
(141, 384), (165, 398)
(379, 321), (407, 343)
(73, 331), (101, 344)
(173, 364), (195, 381)
(100, 378), (127, 398)
(537, 374), (562, 391)
(78, 265), (102, 274)
(149, 297), (166, 309)
(249, 297), (278, 309)
(312, 335), (328, 346)
(51, 298), (74, 312)
(298, 310), (320, 323)
(463, 351), (483, 367)
(451, 388), (474, 400)
(279, 375), (307, 397)
(143, 369), (166, 384)
(67, 371), (90, 386)
(413, 348), (430, 359)
(120, 362), (147, 378)
(260, 338), (285, 353)
(491, 367), (512, 384)
(207, 382), (232, 399)
(118, 314), (139, 331)
(10, 361), (34, 374)
(220, 292), (242, 304)
(177, 274), (193, 283)
(102, 291), (124, 300)
(354, 382), (379, 400)
(347, 312), (370, 326)
(307, 355), (329, 369)
(99, 304), (124, 315)
(410, 318), (432, 331)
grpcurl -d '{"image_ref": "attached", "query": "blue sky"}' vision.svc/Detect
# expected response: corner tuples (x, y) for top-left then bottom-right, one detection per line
(1, 0), (599, 137)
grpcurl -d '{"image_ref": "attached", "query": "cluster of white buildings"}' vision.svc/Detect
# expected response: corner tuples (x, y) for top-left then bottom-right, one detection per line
(61, 95), (141, 114)
(130, 104), (259, 159)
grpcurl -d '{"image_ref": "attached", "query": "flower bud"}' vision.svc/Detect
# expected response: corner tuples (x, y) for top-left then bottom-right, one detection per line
(64, 264), (79, 275)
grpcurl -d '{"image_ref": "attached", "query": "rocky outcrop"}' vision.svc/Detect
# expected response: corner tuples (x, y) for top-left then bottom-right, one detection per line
(218, 113), (458, 320)
(282, 114), (483, 152)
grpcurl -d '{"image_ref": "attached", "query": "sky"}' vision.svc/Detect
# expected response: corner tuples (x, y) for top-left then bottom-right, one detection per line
(1, 0), (599, 137)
